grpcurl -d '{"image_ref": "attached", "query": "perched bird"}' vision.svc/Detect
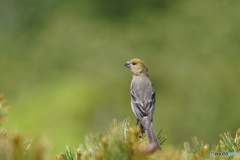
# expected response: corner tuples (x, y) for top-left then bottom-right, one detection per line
(124, 59), (162, 150)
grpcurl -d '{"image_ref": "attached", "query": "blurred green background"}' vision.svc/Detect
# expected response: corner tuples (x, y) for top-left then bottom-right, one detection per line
(1, 0), (240, 157)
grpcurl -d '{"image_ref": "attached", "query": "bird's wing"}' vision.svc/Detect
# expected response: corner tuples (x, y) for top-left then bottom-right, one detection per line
(131, 86), (155, 128)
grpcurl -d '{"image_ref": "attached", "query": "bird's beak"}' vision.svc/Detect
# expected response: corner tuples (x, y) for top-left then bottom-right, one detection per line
(124, 61), (130, 68)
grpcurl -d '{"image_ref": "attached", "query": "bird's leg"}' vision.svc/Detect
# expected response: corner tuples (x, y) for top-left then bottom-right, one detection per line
(136, 119), (145, 137)
(136, 119), (140, 126)
(140, 124), (144, 133)
(136, 119), (144, 131)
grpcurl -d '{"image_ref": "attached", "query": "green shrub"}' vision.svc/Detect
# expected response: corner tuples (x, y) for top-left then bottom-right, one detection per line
(57, 117), (166, 160)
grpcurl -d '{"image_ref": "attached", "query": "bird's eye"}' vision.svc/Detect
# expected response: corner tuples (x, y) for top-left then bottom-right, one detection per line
(132, 62), (136, 65)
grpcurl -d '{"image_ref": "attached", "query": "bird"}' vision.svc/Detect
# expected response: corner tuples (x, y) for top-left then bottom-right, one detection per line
(124, 59), (162, 150)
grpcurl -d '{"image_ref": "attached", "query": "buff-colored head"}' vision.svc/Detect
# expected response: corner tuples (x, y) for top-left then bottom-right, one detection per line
(124, 59), (148, 76)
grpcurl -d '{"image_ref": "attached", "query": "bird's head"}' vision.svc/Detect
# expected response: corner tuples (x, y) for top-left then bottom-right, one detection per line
(124, 59), (148, 76)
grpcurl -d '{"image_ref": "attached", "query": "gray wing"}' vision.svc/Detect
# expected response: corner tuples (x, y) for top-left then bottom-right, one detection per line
(131, 86), (155, 129)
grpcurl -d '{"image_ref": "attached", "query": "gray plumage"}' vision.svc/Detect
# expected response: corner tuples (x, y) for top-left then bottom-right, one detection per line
(125, 59), (162, 150)
(130, 76), (162, 150)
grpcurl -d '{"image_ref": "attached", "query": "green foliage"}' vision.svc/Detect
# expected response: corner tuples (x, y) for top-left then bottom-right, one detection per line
(182, 129), (240, 160)
(0, 129), (48, 160)
(58, 118), (240, 160)
(218, 130), (240, 153)
(0, 94), (48, 160)
(58, 118), (166, 160)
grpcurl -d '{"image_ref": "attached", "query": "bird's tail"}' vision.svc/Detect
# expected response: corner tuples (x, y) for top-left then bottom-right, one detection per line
(145, 122), (162, 150)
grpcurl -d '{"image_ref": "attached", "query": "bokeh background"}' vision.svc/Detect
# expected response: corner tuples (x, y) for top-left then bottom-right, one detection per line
(1, 0), (240, 157)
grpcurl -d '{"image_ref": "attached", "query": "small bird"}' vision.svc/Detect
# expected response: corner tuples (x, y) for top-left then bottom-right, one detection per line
(124, 59), (162, 150)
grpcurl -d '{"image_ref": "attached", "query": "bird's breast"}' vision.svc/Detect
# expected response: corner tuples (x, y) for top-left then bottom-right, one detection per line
(131, 77), (152, 101)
